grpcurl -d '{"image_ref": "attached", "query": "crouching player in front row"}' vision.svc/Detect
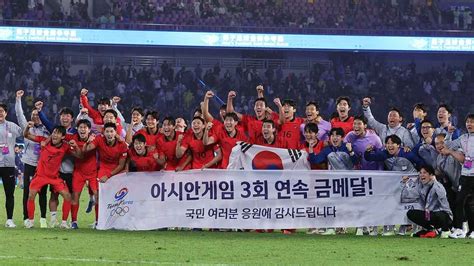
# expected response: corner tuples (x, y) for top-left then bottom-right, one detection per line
(23, 122), (83, 228)
(401, 165), (452, 238)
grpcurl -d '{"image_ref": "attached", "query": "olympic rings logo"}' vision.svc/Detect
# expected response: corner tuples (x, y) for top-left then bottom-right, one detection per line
(110, 206), (129, 217)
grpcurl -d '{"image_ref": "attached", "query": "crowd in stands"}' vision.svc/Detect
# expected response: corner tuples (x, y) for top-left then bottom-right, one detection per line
(1, 0), (473, 33)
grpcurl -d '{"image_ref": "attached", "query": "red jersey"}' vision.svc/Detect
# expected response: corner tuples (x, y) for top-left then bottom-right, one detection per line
(212, 128), (248, 169)
(156, 132), (190, 171)
(127, 149), (158, 172)
(278, 117), (305, 149)
(92, 135), (128, 172)
(180, 134), (219, 169)
(255, 135), (288, 149)
(34, 136), (72, 179)
(68, 134), (97, 175)
(136, 127), (162, 148)
(80, 95), (123, 133)
(241, 112), (279, 143)
(299, 141), (327, 170)
(330, 116), (354, 136)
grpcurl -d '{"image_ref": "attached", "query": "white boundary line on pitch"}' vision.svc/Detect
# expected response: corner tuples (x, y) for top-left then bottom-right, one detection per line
(0, 255), (178, 265)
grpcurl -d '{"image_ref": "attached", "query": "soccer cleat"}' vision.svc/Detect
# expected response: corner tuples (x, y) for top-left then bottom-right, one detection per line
(5, 219), (16, 228)
(282, 229), (293, 235)
(412, 229), (428, 237)
(24, 220), (34, 229)
(71, 221), (79, 229)
(306, 228), (319, 235)
(355, 228), (364, 236)
(468, 232), (474, 239)
(420, 230), (437, 238)
(449, 228), (466, 239)
(398, 225), (408, 236)
(89, 222), (97, 229)
(382, 225), (395, 236)
(321, 228), (336, 235)
(60, 221), (70, 229)
(369, 226), (378, 236)
(39, 218), (48, 228)
(23, 219), (29, 227)
(85, 198), (95, 213)
(440, 231), (450, 239)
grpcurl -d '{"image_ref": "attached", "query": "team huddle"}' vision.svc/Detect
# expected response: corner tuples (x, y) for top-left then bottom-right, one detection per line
(0, 85), (473, 238)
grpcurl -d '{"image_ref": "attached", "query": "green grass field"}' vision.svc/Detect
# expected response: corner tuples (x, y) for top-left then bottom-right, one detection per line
(0, 186), (472, 265)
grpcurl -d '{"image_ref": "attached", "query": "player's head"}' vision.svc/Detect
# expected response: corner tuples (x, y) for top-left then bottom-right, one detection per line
(254, 98), (267, 118)
(304, 122), (319, 143)
(97, 97), (111, 115)
(132, 133), (147, 155)
(224, 112), (239, 133)
(305, 101), (320, 121)
(262, 119), (276, 140)
(77, 119), (91, 140)
(329, 127), (345, 147)
(419, 165), (435, 185)
(413, 103), (428, 120)
(353, 115), (368, 136)
(282, 99), (297, 120)
(175, 117), (187, 133)
(385, 135), (402, 155)
(437, 104), (453, 124)
(131, 107), (144, 124)
(51, 125), (67, 145)
(59, 107), (74, 128)
(465, 113), (474, 133)
(336, 96), (351, 118)
(387, 107), (403, 127)
(30, 109), (41, 125)
(103, 122), (117, 142)
(162, 116), (176, 137)
(193, 107), (203, 118)
(0, 103), (7, 123)
(191, 116), (205, 134)
(145, 111), (159, 129)
(420, 119), (435, 139)
(434, 133), (447, 153)
(103, 109), (118, 124)
(219, 104), (227, 121)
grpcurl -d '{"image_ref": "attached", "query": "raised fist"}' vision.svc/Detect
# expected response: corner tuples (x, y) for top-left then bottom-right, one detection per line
(256, 85), (264, 93)
(205, 90), (214, 99)
(34, 101), (43, 111)
(16, 90), (24, 99)
(228, 91), (237, 99)
(80, 88), (88, 96)
(112, 96), (121, 104)
(362, 97), (372, 107)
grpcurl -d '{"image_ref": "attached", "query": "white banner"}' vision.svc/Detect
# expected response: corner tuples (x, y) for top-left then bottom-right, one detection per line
(97, 170), (417, 231)
(227, 142), (310, 170)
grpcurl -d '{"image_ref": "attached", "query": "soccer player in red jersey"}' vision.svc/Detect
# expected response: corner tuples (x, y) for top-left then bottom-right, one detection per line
(254, 119), (288, 148)
(67, 119), (98, 229)
(330, 96), (354, 136)
(176, 117), (222, 169)
(156, 117), (191, 171)
(127, 134), (161, 172)
(80, 88), (123, 134)
(23, 123), (82, 228)
(227, 87), (279, 143)
(299, 123), (327, 170)
(131, 111), (161, 150)
(203, 112), (248, 169)
(273, 98), (305, 149)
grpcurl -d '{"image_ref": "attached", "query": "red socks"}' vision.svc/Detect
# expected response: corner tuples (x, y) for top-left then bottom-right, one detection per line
(62, 200), (71, 221)
(71, 204), (79, 222)
(27, 199), (35, 220)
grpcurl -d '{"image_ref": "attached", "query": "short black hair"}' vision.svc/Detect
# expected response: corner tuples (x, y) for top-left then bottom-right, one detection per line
(103, 122), (117, 130)
(353, 114), (368, 125)
(59, 107), (74, 117)
(413, 103), (428, 113)
(385, 135), (402, 145)
(255, 97), (267, 107)
(262, 119), (275, 128)
(145, 111), (159, 121)
(306, 101), (320, 111)
(336, 96), (351, 107)
(329, 127), (345, 137)
(420, 119), (434, 128)
(420, 165), (435, 175)
(282, 99), (297, 109)
(131, 107), (144, 116)
(224, 112), (239, 122)
(219, 104), (227, 111)
(104, 109), (118, 119)
(193, 107), (202, 115)
(162, 116), (176, 126)
(98, 97), (111, 106)
(438, 104), (453, 114)
(389, 107), (402, 117)
(77, 119), (91, 128)
(52, 125), (66, 136)
(465, 113), (474, 122)
(132, 133), (147, 144)
(304, 122), (319, 133)
(192, 116), (205, 124)
(0, 103), (7, 113)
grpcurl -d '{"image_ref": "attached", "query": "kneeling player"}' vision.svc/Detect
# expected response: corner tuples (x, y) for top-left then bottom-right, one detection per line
(23, 123), (82, 228)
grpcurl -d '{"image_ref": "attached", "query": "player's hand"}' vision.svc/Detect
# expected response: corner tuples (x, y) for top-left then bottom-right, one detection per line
(402, 175), (409, 183)
(177, 134), (184, 142)
(273, 98), (282, 107)
(99, 176), (108, 183)
(256, 85), (264, 94)
(153, 153), (160, 161)
(68, 140), (78, 148)
(87, 134), (96, 143)
(206, 122), (213, 130)
(362, 97), (371, 107)
(424, 137), (432, 145)
(440, 147), (452, 156)
(345, 143), (352, 152)
(175, 165), (184, 172)
(80, 88), (88, 96)
(205, 90), (214, 99)
(112, 96), (121, 104)
(41, 137), (50, 147)
(406, 123), (414, 130)
(365, 145), (374, 152)
(34, 100), (43, 111)
(16, 90), (24, 99)
(403, 146), (411, 153)
(228, 91), (237, 99)
(27, 121), (34, 128)
(448, 125), (456, 133)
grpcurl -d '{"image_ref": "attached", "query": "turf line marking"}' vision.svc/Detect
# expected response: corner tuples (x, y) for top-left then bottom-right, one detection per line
(0, 255), (176, 265)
